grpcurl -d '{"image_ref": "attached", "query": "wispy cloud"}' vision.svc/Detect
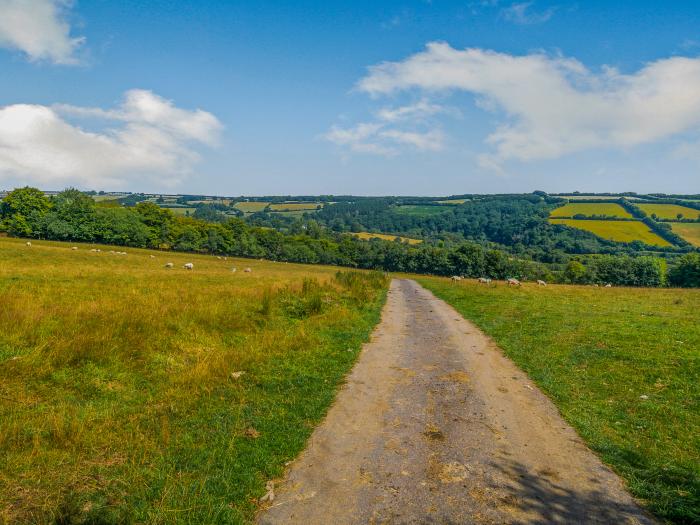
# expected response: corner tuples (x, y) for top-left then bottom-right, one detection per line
(501, 2), (555, 25)
(0, 90), (223, 188)
(0, 0), (85, 65)
(357, 42), (700, 168)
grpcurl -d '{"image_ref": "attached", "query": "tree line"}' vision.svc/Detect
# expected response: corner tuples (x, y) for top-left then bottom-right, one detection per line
(1, 187), (698, 287)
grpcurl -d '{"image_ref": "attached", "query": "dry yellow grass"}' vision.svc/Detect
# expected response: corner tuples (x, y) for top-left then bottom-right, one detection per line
(233, 201), (270, 213)
(550, 202), (633, 218)
(671, 222), (700, 247)
(549, 218), (671, 246)
(637, 203), (700, 220)
(268, 202), (323, 211)
(350, 232), (423, 244)
(0, 237), (387, 523)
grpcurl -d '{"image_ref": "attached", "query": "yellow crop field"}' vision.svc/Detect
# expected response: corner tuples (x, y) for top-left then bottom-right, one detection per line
(350, 232), (423, 244)
(549, 219), (671, 246)
(671, 222), (700, 247)
(233, 201), (270, 213)
(268, 202), (323, 211)
(637, 203), (700, 220)
(550, 202), (633, 218)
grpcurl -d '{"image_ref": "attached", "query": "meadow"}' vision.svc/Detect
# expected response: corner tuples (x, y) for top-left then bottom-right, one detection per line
(671, 223), (700, 247)
(0, 237), (388, 524)
(549, 202), (633, 218)
(549, 218), (671, 246)
(418, 277), (699, 524)
(637, 204), (700, 221)
(350, 232), (423, 244)
(434, 199), (467, 205)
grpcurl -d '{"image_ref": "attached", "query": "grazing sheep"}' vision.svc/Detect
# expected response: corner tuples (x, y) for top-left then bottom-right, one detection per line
(450, 276), (461, 282)
(165, 262), (174, 268)
(184, 263), (194, 270)
(244, 267), (252, 273)
(217, 256), (222, 260)
(25, 241), (32, 247)
(594, 284), (599, 288)
(224, 257), (228, 261)
(507, 278), (521, 286)
(478, 277), (492, 284)
(71, 246), (78, 251)
(231, 267), (237, 273)
(149, 255), (156, 259)
(605, 283), (612, 288)
(537, 280), (547, 287)
(90, 248), (97, 252)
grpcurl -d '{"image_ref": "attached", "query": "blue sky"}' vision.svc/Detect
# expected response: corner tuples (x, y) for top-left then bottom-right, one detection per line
(1, 0), (699, 195)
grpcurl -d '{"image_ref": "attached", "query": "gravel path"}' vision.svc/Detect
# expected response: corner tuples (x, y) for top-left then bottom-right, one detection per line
(257, 279), (655, 524)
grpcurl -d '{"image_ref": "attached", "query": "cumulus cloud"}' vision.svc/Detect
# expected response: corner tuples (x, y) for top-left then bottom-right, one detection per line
(357, 42), (700, 167)
(0, 89), (223, 188)
(0, 0), (84, 64)
(501, 2), (555, 25)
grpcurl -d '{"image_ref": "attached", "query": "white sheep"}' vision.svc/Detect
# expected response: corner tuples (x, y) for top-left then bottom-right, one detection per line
(25, 241), (32, 247)
(507, 278), (521, 286)
(244, 267), (252, 273)
(537, 280), (547, 287)
(478, 277), (492, 284)
(451, 275), (461, 282)
(605, 283), (612, 288)
(71, 246), (78, 251)
(231, 267), (237, 273)
(184, 262), (194, 270)
(165, 262), (174, 268)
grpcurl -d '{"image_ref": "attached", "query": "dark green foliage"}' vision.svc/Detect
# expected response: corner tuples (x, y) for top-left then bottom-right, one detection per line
(669, 253), (700, 287)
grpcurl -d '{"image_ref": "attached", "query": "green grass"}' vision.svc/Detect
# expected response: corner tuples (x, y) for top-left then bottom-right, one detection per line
(167, 207), (197, 216)
(671, 223), (700, 247)
(417, 277), (699, 524)
(0, 237), (388, 524)
(434, 199), (467, 205)
(393, 205), (452, 216)
(550, 218), (672, 246)
(638, 204), (700, 221)
(550, 202), (633, 218)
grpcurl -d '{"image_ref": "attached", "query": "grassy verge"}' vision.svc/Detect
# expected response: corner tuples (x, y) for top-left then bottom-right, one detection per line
(0, 237), (388, 524)
(417, 277), (699, 524)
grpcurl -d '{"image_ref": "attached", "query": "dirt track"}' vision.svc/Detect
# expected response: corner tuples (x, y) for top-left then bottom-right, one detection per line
(257, 279), (655, 524)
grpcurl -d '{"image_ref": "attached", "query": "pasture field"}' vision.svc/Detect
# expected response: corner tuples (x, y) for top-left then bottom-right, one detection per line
(549, 218), (671, 246)
(393, 205), (451, 216)
(0, 237), (388, 524)
(233, 201), (270, 213)
(637, 204), (700, 221)
(671, 222), (700, 247)
(549, 202), (633, 218)
(434, 199), (467, 205)
(417, 277), (700, 524)
(267, 203), (323, 212)
(350, 232), (423, 244)
(167, 207), (196, 216)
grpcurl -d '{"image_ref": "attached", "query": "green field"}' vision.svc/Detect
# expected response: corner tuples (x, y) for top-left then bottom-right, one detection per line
(550, 218), (671, 246)
(417, 277), (699, 524)
(233, 201), (270, 213)
(434, 199), (467, 205)
(637, 204), (700, 221)
(550, 202), (633, 218)
(393, 205), (452, 216)
(167, 207), (197, 216)
(671, 222), (700, 247)
(350, 232), (423, 244)
(0, 237), (387, 523)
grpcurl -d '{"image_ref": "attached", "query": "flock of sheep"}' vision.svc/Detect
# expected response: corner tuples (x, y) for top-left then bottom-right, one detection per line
(450, 274), (613, 287)
(24, 241), (253, 273)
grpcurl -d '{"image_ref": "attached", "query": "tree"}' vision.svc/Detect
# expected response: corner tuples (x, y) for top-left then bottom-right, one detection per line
(669, 253), (700, 287)
(564, 260), (587, 283)
(0, 187), (51, 236)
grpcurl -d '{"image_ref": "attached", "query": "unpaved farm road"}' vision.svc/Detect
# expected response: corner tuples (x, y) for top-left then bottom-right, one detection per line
(257, 279), (655, 525)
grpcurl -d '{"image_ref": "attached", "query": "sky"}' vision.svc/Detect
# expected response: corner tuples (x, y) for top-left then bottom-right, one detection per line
(1, 0), (700, 196)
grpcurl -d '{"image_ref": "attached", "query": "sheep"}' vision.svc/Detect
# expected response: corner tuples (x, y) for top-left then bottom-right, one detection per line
(96, 249), (101, 253)
(25, 241), (32, 247)
(165, 262), (174, 268)
(217, 256), (222, 260)
(231, 267), (237, 273)
(90, 248), (97, 252)
(451, 275), (461, 282)
(71, 246), (78, 251)
(537, 280), (547, 287)
(507, 278), (521, 286)
(184, 263), (194, 270)
(605, 283), (612, 288)
(478, 277), (492, 284)
(244, 267), (252, 273)
(149, 255), (156, 259)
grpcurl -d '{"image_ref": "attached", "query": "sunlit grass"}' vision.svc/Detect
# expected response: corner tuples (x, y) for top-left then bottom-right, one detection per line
(549, 218), (671, 246)
(671, 223), (700, 247)
(0, 237), (388, 524)
(550, 202), (633, 218)
(350, 232), (423, 244)
(418, 276), (699, 524)
(638, 204), (700, 221)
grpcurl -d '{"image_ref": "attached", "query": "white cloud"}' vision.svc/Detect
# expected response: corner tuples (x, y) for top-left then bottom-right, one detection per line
(501, 2), (555, 25)
(324, 121), (445, 157)
(375, 99), (448, 122)
(0, 0), (84, 64)
(0, 90), (223, 188)
(357, 42), (700, 166)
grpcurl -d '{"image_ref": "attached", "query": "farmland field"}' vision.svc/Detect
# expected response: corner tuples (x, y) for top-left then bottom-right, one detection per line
(167, 207), (196, 216)
(637, 203), (700, 220)
(434, 199), (467, 205)
(550, 202), (633, 218)
(671, 222), (700, 247)
(549, 218), (671, 246)
(0, 237), (387, 524)
(418, 277), (700, 524)
(268, 203), (323, 211)
(233, 201), (270, 213)
(350, 232), (423, 244)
